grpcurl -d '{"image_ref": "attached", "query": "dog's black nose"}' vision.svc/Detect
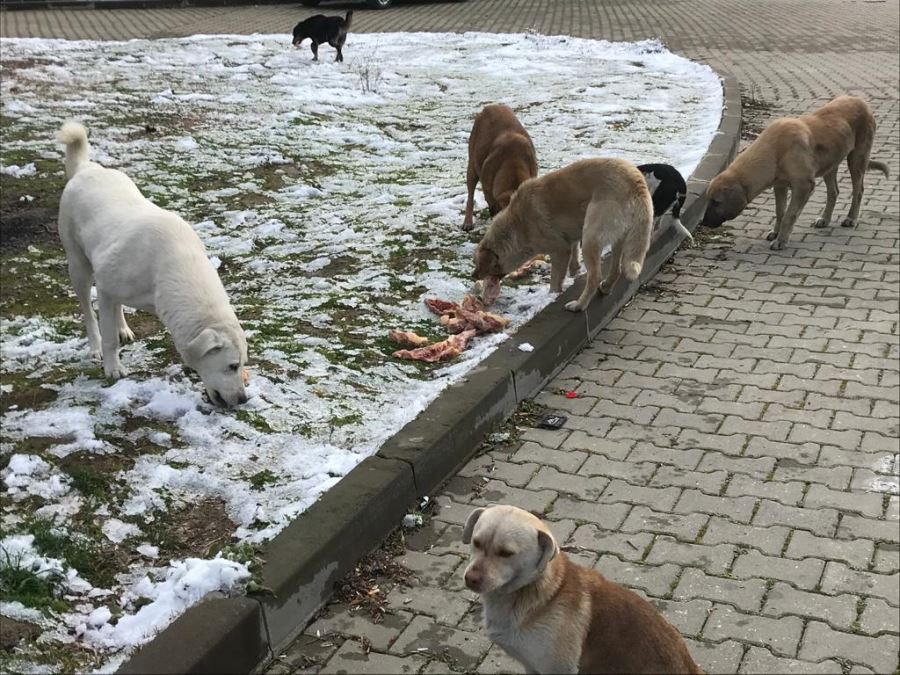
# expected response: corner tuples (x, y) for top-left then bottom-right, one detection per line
(237, 392), (249, 405)
(464, 570), (482, 591)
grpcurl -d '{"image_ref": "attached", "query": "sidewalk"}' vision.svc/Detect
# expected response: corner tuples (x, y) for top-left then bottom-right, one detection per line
(3, 1), (898, 672)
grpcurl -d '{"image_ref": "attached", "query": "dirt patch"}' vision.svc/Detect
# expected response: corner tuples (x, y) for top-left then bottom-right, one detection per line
(331, 530), (415, 623)
(740, 91), (776, 141)
(147, 498), (237, 563)
(0, 618), (41, 652)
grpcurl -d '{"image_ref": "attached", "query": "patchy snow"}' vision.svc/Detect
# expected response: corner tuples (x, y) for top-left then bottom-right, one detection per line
(0, 31), (722, 669)
(1, 162), (37, 177)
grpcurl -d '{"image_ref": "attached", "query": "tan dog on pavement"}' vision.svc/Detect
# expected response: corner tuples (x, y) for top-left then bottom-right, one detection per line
(701, 95), (889, 250)
(472, 158), (653, 312)
(463, 506), (702, 674)
(463, 104), (538, 230)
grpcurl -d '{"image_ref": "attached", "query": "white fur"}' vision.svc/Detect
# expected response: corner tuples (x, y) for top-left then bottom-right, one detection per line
(56, 122), (248, 407)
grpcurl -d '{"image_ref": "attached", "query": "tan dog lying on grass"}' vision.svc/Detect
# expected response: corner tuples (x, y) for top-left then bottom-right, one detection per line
(463, 104), (538, 231)
(472, 158), (653, 312)
(463, 506), (702, 674)
(701, 95), (889, 250)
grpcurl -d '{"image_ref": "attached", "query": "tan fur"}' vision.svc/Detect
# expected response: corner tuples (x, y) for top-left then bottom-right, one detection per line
(701, 95), (889, 250)
(463, 104), (538, 230)
(472, 158), (653, 312)
(463, 506), (702, 674)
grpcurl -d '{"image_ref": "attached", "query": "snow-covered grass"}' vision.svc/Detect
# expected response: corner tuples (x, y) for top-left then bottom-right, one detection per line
(0, 31), (721, 671)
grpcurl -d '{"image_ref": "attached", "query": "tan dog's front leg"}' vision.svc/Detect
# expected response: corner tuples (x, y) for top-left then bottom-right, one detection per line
(567, 242), (581, 278)
(771, 179), (814, 250)
(565, 240), (601, 312)
(549, 248), (570, 293)
(814, 170), (839, 228)
(767, 186), (788, 241)
(462, 164), (478, 230)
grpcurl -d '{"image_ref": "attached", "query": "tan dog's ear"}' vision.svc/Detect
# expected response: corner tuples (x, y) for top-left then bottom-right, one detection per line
(462, 507), (485, 544)
(536, 529), (558, 572)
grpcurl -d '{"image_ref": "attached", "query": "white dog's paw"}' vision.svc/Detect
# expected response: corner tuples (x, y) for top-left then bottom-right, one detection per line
(104, 362), (128, 379)
(765, 230), (778, 241)
(119, 326), (136, 343)
(564, 300), (584, 313)
(813, 218), (829, 229)
(769, 239), (786, 251)
(89, 348), (102, 361)
(840, 217), (857, 228)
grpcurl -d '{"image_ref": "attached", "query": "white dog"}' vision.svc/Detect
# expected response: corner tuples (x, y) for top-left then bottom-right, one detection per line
(57, 122), (249, 407)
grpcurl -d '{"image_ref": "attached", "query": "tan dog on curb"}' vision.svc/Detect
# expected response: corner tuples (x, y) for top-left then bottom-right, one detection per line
(463, 506), (702, 674)
(472, 158), (653, 311)
(701, 95), (889, 250)
(463, 104), (538, 230)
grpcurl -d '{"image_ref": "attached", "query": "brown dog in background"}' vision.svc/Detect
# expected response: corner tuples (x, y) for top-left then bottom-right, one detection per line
(463, 506), (702, 674)
(701, 95), (889, 250)
(462, 104), (538, 231)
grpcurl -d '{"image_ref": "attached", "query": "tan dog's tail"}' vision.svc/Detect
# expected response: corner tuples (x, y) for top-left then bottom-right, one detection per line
(868, 160), (890, 178)
(57, 121), (90, 179)
(620, 191), (654, 281)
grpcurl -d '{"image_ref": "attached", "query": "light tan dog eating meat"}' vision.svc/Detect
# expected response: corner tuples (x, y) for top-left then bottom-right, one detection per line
(472, 158), (654, 311)
(463, 506), (702, 674)
(701, 95), (889, 250)
(463, 104), (538, 230)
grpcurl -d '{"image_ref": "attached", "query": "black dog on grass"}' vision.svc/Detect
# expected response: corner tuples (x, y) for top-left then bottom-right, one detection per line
(637, 163), (693, 244)
(292, 10), (353, 62)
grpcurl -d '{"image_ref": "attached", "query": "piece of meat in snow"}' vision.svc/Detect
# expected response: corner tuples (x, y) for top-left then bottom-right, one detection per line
(388, 330), (430, 348)
(425, 298), (457, 315)
(507, 256), (549, 280)
(424, 295), (509, 334)
(392, 329), (477, 363)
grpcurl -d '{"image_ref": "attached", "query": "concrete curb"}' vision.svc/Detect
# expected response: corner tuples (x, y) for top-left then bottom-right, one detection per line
(116, 71), (741, 675)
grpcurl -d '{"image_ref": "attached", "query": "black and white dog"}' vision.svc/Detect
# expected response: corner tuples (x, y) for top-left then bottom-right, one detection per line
(637, 163), (693, 244)
(292, 10), (353, 63)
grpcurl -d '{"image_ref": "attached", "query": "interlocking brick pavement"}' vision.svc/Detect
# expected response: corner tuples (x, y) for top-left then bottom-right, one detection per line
(3, 0), (897, 672)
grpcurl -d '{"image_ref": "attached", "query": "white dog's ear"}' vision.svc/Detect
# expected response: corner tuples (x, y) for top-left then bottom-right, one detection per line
(462, 507), (485, 544)
(536, 529), (558, 573)
(186, 328), (224, 360)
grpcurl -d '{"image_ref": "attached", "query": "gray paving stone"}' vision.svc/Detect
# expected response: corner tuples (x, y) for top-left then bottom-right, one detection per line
(620, 506), (708, 540)
(569, 525), (653, 561)
(594, 555), (681, 598)
(774, 463), (852, 490)
(726, 474), (806, 505)
(474, 481), (557, 515)
(390, 615), (491, 672)
(546, 497), (630, 530)
(526, 466), (606, 501)
(859, 597), (900, 636)
(702, 518), (790, 556)
(820, 562), (900, 606)
(650, 466), (729, 493)
(684, 638), (744, 675)
(599, 479), (681, 510)
(560, 431), (633, 460)
(762, 582), (858, 630)
(320, 640), (427, 675)
(697, 452), (776, 478)
(675, 489), (757, 523)
(476, 644), (525, 674)
(518, 427), (569, 449)
(798, 621), (900, 674)
(511, 441), (586, 474)
(628, 443), (704, 469)
(307, 605), (413, 652)
(850, 469), (899, 495)
(818, 447), (896, 471)
(386, 584), (472, 627)
(674, 568), (765, 613)
(786, 530), (875, 570)
(873, 543), (899, 574)
(704, 604), (804, 657)
(645, 535), (735, 576)
(804, 484), (886, 518)
(578, 453), (656, 483)
(754, 499), (839, 537)
(738, 646), (843, 674)
(731, 550), (825, 590)
(837, 514), (900, 543)
(648, 598), (713, 637)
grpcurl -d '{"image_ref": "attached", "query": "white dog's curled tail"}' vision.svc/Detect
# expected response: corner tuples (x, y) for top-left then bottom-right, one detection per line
(58, 121), (90, 179)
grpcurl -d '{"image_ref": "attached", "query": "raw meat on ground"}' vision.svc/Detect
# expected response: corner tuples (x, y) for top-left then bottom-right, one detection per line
(392, 329), (477, 362)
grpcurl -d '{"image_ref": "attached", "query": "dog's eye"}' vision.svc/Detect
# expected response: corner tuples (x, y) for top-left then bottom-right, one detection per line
(497, 549), (515, 558)
(229, 364), (239, 372)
